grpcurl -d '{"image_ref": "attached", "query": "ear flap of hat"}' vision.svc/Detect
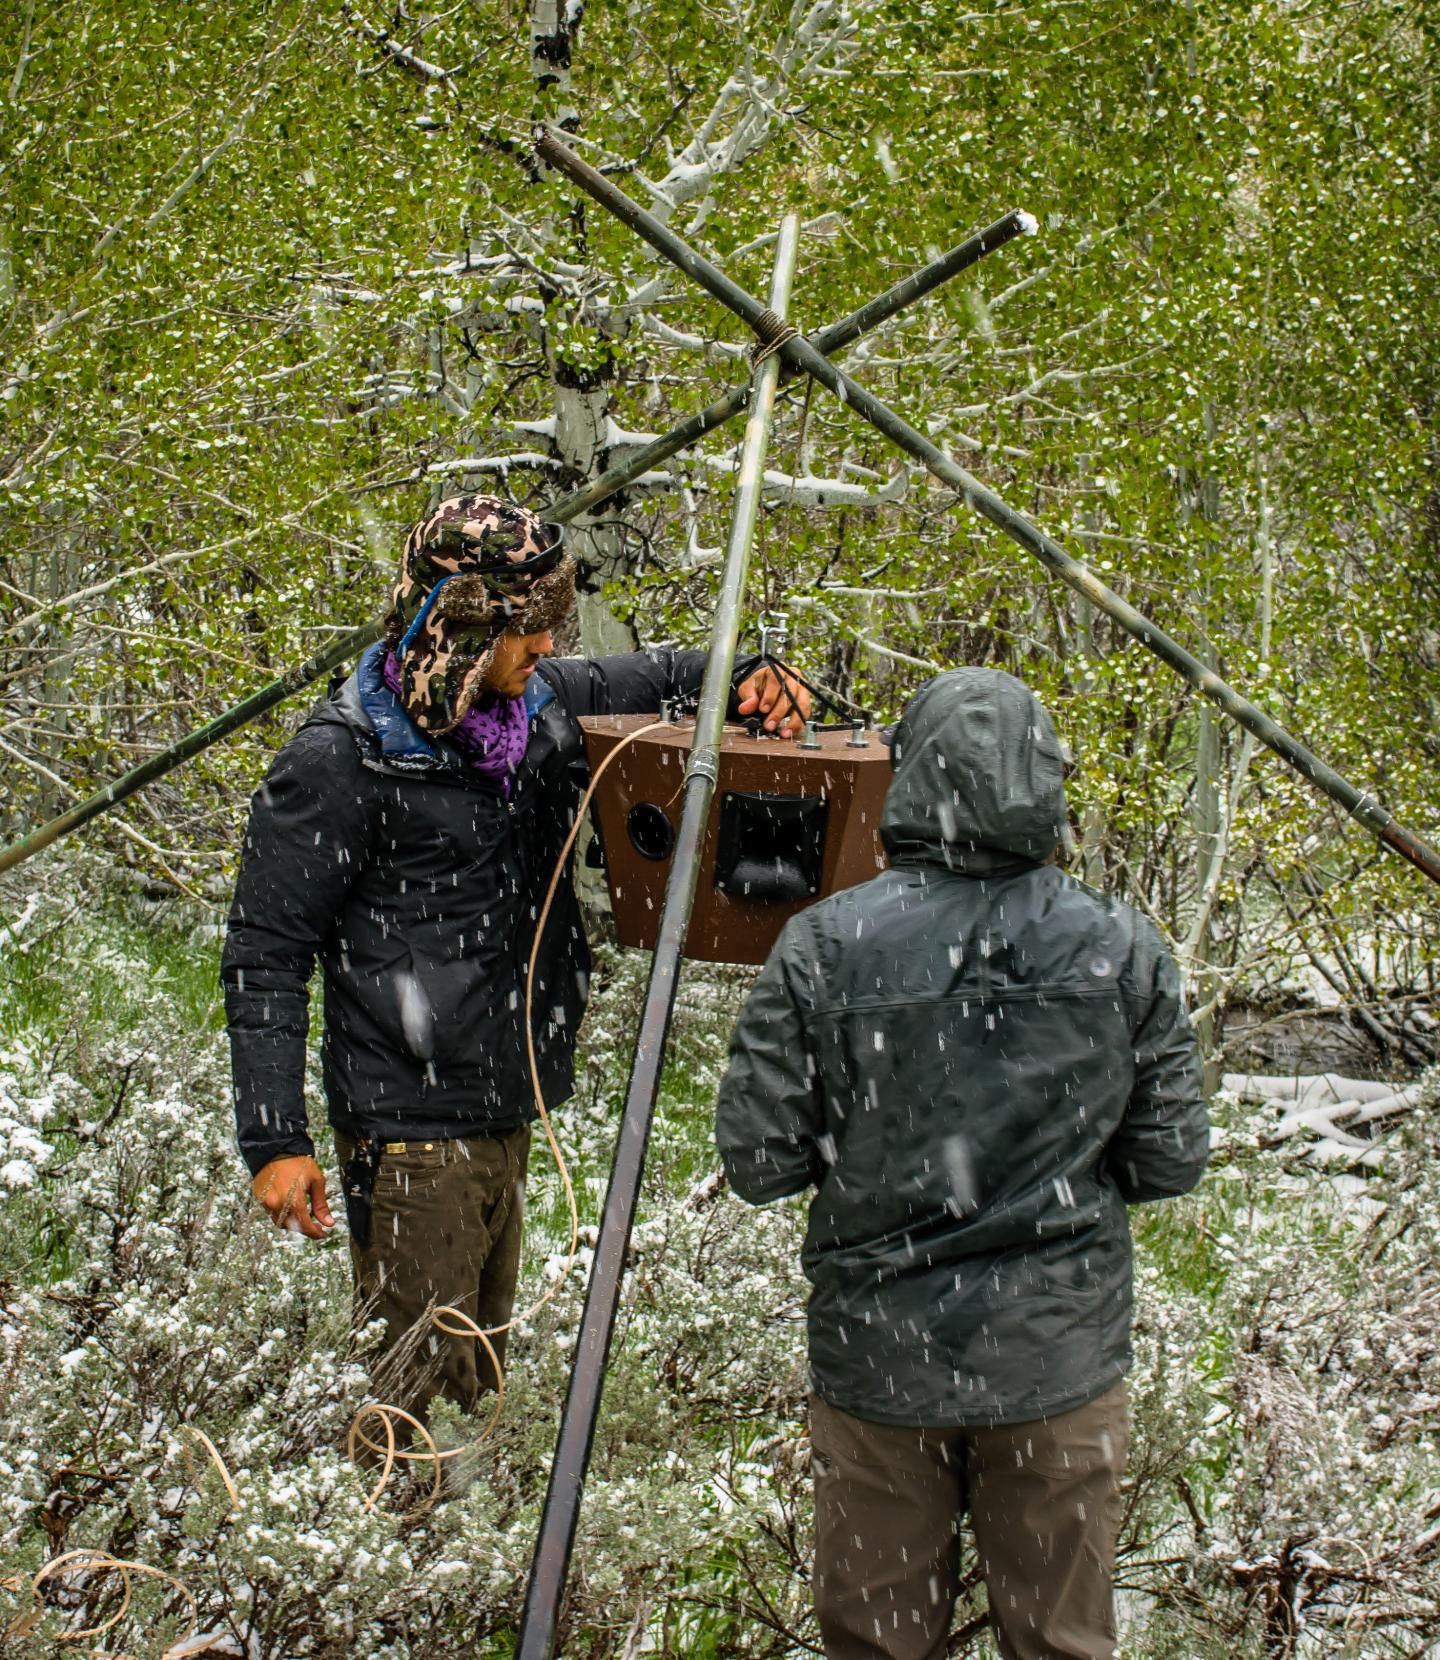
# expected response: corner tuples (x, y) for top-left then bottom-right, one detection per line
(499, 555), (576, 637)
(387, 497), (576, 735)
(432, 573), (501, 629)
(389, 593), (491, 735)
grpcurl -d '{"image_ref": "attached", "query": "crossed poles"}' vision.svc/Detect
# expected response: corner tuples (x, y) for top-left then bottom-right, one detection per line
(510, 130), (1440, 1659)
(0, 210), (1028, 876)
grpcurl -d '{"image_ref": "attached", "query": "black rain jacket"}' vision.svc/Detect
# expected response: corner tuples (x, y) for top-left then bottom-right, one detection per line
(715, 668), (1208, 1427)
(224, 643), (732, 1176)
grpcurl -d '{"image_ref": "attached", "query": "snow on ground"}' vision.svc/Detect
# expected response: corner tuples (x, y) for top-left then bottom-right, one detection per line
(0, 869), (1435, 1657)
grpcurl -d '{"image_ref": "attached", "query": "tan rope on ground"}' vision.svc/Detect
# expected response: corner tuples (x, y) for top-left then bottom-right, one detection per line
(347, 1403), (445, 1520)
(180, 1427), (239, 1517)
(6, 1547), (198, 1657)
(347, 718), (675, 1515)
(7, 1430), (241, 1655)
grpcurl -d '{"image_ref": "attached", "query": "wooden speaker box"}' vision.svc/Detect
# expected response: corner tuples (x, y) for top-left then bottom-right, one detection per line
(578, 716), (892, 964)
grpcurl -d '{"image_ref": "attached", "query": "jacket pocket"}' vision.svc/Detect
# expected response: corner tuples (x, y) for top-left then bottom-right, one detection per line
(370, 1146), (450, 1214)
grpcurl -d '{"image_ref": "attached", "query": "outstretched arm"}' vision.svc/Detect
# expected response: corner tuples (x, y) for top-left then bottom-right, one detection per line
(540, 648), (811, 735)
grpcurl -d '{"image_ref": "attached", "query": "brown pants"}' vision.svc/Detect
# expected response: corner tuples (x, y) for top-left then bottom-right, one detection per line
(810, 1383), (1128, 1660)
(336, 1127), (529, 1419)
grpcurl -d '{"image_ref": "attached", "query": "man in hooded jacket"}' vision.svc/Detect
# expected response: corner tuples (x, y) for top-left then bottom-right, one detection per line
(715, 668), (1208, 1660)
(225, 494), (807, 1418)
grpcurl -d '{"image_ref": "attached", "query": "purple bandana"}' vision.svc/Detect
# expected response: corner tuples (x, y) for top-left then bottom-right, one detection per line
(384, 648), (529, 792)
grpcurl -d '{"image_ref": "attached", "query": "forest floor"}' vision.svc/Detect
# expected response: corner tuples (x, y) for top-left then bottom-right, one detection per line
(0, 862), (1436, 1658)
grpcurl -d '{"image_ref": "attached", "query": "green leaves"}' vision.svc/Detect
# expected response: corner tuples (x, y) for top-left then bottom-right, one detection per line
(0, 0), (1434, 953)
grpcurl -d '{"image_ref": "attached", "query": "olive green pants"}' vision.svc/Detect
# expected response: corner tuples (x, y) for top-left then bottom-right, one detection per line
(336, 1126), (530, 1419)
(810, 1382), (1129, 1660)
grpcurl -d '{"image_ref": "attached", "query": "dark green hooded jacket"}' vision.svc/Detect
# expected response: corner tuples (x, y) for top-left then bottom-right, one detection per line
(715, 668), (1208, 1427)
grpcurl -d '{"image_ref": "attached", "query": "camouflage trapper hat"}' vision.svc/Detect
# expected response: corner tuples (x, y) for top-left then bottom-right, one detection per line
(385, 494), (576, 734)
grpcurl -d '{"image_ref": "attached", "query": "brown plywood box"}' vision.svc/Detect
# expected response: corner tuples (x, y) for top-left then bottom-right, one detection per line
(578, 715), (891, 964)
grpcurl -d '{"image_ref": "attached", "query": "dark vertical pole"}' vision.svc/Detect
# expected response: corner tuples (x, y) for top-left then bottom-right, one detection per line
(0, 222), (1025, 878)
(534, 128), (1440, 890)
(512, 214), (802, 1660)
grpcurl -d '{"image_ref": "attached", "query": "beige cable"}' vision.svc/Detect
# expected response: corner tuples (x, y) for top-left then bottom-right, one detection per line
(7, 1547), (198, 1657)
(8, 1430), (242, 1656)
(180, 1427), (239, 1518)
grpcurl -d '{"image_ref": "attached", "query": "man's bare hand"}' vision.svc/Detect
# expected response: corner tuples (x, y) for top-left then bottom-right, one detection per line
(736, 664), (812, 737)
(252, 1154), (335, 1240)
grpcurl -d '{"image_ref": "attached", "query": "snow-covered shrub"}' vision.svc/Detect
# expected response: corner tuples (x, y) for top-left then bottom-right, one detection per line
(0, 874), (1435, 1657)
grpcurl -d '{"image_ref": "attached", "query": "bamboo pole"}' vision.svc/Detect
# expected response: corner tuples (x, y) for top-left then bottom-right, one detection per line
(0, 216), (1025, 880)
(535, 128), (1440, 890)
(513, 216), (802, 1660)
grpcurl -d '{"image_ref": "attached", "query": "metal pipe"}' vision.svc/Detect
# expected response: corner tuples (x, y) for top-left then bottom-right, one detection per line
(535, 128), (1440, 890)
(0, 623), (382, 877)
(512, 216), (801, 1660)
(0, 220), (1024, 878)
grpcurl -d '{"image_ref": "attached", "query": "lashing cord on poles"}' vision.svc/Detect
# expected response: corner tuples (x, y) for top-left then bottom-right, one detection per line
(748, 307), (799, 367)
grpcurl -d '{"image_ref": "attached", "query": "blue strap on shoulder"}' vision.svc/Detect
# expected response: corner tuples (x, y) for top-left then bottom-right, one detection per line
(524, 672), (556, 721)
(396, 574), (457, 657)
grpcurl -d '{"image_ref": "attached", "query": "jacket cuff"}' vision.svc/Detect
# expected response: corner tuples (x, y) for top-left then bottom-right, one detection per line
(239, 1132), (318, 1179)
(721, 1145), (818, 1205)
(726, 653), (763, 718)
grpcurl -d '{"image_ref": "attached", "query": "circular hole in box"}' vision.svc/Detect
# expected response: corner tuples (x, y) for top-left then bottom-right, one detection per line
(627, 802), (675, 862)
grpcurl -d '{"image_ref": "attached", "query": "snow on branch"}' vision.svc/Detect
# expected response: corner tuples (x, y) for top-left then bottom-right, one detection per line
(499, 416), (906, 509)
(1224, 1072), (1426, 1161)
(634, 1), (858, 231)
(947, 349), (1162, 421)
(639, 315), (748, 359)
(789, 596), (941, 671)
(344, 4), (455, 81)
(512, 415), (667, 452)
(425, 453), (570, 479)
(816, 582), (952, 601)
(691, 454), (909, 510)
(424, 251), (526, 279)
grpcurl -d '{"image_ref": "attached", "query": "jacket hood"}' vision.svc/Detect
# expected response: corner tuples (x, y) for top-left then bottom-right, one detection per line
(880, 668), (1068, 870)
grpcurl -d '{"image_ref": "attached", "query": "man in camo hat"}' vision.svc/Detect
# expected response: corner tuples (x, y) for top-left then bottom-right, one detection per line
(385, 494), (577, 734)
(224, 493), (808, 1418)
